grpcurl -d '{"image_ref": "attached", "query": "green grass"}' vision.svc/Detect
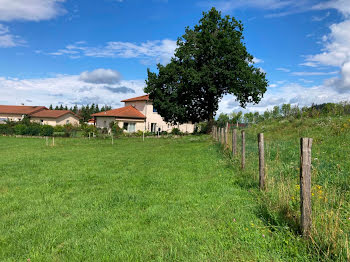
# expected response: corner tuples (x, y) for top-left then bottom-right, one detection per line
(221, 116), (350, 260)
(0, 135), (317, 261)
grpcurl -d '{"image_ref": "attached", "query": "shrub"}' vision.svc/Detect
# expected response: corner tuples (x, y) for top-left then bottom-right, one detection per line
(40, 125), (54, 136)
(82, 124), (98, 137)
(197, 122), (209, 134)
(54, 125), (65, 132)
(0, 124), (14, 135)
(26, 123), (41, 136)
(14, 124), (27, 135)
(171, 128), (182, 135)
(63, 124), (78, 137)
(110, 122), (123, 136)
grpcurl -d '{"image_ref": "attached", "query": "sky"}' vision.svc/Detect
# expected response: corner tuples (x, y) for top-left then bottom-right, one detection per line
(0, 0), (350, 115)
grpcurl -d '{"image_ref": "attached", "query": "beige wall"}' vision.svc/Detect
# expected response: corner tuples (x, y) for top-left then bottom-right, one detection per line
(31, 114), (80, 126)
(95, 116), (145, 133)
(0, 113), (24, 122)
(124, 101), (195, 133)
(95, 116), (116, 129)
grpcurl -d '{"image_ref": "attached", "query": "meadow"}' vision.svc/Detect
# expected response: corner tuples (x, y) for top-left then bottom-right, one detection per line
(221, 116), (350, 260)
(0, 135), (319, 261)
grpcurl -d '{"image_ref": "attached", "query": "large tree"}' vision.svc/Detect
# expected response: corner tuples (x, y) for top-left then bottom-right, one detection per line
(145, 8), (268, 131)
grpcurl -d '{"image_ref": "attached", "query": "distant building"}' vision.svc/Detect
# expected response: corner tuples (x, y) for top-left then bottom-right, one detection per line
(92, 95), (195, 133)
(30, 110), (80, 126)
(0, 105), (79, 126)
(0, 105), (47, 121)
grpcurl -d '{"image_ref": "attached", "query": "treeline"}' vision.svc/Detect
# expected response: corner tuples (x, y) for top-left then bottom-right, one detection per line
(215, 102), (350, 127)
(49, 104), (113, 123)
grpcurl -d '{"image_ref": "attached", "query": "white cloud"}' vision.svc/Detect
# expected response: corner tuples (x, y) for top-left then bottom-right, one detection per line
(79, 69), (122, 84)
(0, 23), (24, 47)
(199, 0), (294, 12)
(0, 0), (66, 22)
(47, 39), (177, 64)
(276, 67), (290, 72)
(0, 73), (145, 107)
(302, 3), (350, 92)
(291, 71), (338, 76)
(253, 57), (263, 63)
(218, 82), (350, 114)
(312, 0), (350, 17)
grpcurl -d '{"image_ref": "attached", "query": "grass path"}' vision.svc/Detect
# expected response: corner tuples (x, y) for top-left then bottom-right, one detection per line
(0, 136), (315, 261)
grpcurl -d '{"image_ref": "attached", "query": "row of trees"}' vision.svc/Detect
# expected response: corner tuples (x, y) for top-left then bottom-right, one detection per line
(48, 104), (113, 123)
(215, 102), (350, 127)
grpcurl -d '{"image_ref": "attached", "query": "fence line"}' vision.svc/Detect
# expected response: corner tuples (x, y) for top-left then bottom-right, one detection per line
(212, 125), (313, 238)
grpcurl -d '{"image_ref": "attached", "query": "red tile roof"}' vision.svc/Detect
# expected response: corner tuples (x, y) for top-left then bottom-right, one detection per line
(0, 105), (47, 115)
(91, 105), (146, 119)
(30, 110), (78, 119)
(121, 94), (149, 102)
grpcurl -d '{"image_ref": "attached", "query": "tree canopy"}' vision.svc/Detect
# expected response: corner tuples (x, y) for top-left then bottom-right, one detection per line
(145, 7), (268, 129)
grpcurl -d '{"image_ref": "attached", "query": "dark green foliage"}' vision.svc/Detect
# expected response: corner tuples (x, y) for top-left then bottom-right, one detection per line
(25, 123), (41, 136)
(14, 124), (27, 135)
(40, 125), (54, 136)
(110, 122), (123, 136)
(81, 124), (98, 137)
(171, 128), (181, 135)
(145, 8), (268, 128)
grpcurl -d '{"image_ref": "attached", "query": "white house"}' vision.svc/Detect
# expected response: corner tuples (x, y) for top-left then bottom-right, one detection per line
(92, 95), (195, 133)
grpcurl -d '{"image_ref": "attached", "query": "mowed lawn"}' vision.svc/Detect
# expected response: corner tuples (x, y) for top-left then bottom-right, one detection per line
(0, 136), (315, 261)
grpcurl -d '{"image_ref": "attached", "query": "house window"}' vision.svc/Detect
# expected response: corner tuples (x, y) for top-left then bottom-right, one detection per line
(40, 120), (43, 124)
(66, 120), (70, 124)
(123, 122), (136, 133)
(153, 107), (157, 113)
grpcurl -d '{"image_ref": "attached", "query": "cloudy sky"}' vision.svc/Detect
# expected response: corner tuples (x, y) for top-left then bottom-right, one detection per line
(0, 0), (350, 114)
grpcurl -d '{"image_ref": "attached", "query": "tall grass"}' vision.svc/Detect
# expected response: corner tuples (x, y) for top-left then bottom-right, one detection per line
(218, 116), (350, 260)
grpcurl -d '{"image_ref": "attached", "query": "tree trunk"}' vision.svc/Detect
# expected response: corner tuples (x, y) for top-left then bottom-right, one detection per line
(207, 111), (214, 134)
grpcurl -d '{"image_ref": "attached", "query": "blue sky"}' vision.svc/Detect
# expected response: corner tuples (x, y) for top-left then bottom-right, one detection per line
(1, 0), (350, 114)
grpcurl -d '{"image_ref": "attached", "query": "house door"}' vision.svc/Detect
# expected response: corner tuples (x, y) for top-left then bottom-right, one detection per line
(151, 123), (157, 133)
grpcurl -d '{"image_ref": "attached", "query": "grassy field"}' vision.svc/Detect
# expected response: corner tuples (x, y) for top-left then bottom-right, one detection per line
(221, 116), (350, 260)
(0, 135), (318, 261)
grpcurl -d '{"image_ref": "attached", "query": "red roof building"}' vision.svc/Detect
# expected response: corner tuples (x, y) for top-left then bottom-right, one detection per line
(121, 95), (149, 102)
(92, 105), (146, 119)
(0, 105), (47, 115)
(92, 94), (195, 133)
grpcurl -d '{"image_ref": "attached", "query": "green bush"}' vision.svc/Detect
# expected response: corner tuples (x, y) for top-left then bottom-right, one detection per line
(54, 125), (65, 132)
(171, 128), (182, 135)
(82, 124), (98, 137)
(197, 122), (209, 134)
(26, 123), (41, 136)
(0, 124), (14, 135)
(40, 125), (54, 136)
(14, 124), (27, 135)
(110, 122), (123, 136)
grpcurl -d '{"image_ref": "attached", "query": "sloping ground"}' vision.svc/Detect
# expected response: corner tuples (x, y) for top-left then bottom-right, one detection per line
(223, 116), (350, 260)
(0, 136), (317, 261)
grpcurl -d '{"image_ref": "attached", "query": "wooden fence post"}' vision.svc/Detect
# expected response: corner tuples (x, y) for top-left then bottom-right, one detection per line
(217, 127), (220, 142)
(232, 129), (237, 156)
(241, 130), (245, 169)
(52, 137), (55, 147)
(258, 133), (265, 190)
(300, 137), (313, 237)
(225, 123), (229, 148)
(221, 127), (224, 145)
(143, 131), (145, 142)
